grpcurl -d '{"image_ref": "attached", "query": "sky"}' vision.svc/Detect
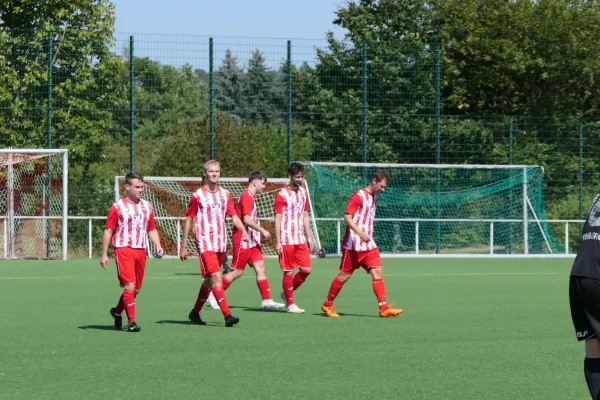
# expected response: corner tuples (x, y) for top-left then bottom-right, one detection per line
(111, 0), (349, 69)
(113, 0), (347, 40)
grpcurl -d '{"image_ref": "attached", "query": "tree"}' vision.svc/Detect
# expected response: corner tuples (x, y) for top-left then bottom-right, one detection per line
(215, 49), (244, 117)
(243, 49), (275, 123)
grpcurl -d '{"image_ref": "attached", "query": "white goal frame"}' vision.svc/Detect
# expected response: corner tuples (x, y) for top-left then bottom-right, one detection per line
(0, 149), (69, 260)
(114, 176), (323, 258)
(300, 161), (554, 257)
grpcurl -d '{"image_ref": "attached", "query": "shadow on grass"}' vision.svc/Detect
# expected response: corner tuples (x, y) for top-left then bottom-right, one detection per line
(155, 320), (222, 327)
(78, 325), (119, 331)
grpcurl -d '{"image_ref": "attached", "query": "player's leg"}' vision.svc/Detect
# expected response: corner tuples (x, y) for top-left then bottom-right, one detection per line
(292, 244), (311, 291)
(209, 253), (239, 327)
(279, 245), (304, 313)
(222, 246), (249, 290)
(322, 249), (356, 318)
(252, 255), (285, 309)
(189, 253), (215, 325)
(571, 277), (600, 398)
(112, 248), (141, 332)
(364, 250), (402, 317)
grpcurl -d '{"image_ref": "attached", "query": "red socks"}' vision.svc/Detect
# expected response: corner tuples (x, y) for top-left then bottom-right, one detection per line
(283, 273), (294, 306)
(115, 294), (125, 315)
(193, 283), (212, 313)
(211, 286), (231, 318)
(256, 279), (271, 301)
(372, 278), (388, 311)
(324, 277), (345, 306)
(222, 276), (232, 291)
(293, 269), (311, 290)
(122, 289), (136, 323)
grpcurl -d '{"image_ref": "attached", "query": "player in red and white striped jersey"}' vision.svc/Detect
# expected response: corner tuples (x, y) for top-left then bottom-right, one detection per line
(321, 170), (403, 318)
(101, 172), (164, 332)
(216, 171), (285, 310)
(274, 162), (314, 314)
(180, 160), (247, 327)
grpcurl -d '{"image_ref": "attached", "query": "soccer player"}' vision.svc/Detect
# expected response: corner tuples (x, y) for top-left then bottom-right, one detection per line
(180, 160), (247, 327)
(570, 194), (600, 399)
(100, 172), (164, 332)
(219, 171), (285, 309)
(321, 170), (403, 318)
(274, 162), (314, 313)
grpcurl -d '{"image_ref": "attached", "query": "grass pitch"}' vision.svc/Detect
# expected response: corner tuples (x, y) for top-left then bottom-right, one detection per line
(0, 258), (585, 399)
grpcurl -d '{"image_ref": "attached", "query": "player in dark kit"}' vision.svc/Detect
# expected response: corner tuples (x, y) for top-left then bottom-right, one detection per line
(570, 194), (600, 399)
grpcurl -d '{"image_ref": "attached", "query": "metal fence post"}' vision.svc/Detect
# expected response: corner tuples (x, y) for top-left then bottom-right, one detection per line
(129, 35), (135, 171)
(287, 40), (292, 165)
(209, 37), (215, 160)
(47, 31), (53, 148)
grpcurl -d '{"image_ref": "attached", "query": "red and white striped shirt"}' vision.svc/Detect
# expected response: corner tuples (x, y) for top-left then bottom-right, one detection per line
(106, 198), (156, 249)
(232, 190), (260, 249)
(274, 186), (309, 246)
(343, 189), (378, 251)
(185, 186), (235, 253)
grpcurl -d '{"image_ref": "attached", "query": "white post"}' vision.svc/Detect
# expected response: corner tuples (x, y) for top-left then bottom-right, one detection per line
(176, 218), (182, 255)
(114, 176), (120, 202)
(3, 219), (6, 258)
(62, 150), (69, 260)
(88, 218), (93, 259)
(8, 152), (14, 259)
(415, 220), (420, 255)
(565, 222), (569, 255)
(490, 221), (494, 255)
(336, 220), (341, 256)
(523, 167), (528, 255)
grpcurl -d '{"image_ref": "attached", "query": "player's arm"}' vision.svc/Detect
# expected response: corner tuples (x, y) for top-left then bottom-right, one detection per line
(344, 213), (370, 242)
(101, 206), (117, 269)
(274, 193), (284, 255)
(344, 194), (370, 242)
(100, 228), (114, 269)
(180, 195), (198, 261)
(147, 210), (164, 257)
(303, 211), (313, 251)
(243, 215), (271, 240)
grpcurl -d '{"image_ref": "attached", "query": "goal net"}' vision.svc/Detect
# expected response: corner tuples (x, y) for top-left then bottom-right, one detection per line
(301, 162), (563, 257)
(114, 176), (323, 258)
(0, 149), (68, 259)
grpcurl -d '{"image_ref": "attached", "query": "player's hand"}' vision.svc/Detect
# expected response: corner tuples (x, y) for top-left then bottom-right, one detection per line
(359, 232), (371, 243)
(242, 232), (250, 242)
(261, 229), (271, 241)
(179, 248), (189, 262)
(276, 242), (283, 256)
(155, 246), (164, 258)
(307, 238), (314, 252)
(100, 255), (109, 270)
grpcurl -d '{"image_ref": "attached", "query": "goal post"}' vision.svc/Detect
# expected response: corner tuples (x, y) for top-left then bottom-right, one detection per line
(114, 176), (323, 258)
(0, 149), (68, 260)
(300, 162), (562, 257)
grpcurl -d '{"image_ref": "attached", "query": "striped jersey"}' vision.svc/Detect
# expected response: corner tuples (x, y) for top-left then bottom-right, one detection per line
(106, 198), (156, 249)
(185, 186), (235, 253)
(232, 190), (260, 249)
(343, 189), (378, 251)
(274, 185), (309, 245)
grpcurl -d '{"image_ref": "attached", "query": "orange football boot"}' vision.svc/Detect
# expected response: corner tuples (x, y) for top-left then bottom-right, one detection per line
(321, 304), (340, 318)
(379, 303), (403, 318)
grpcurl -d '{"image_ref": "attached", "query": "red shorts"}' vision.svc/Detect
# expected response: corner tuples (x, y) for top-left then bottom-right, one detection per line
(339, 248), (382, 275)
(199, 251), (226, 278)
(279, 244), (311, 272)
(231, 246), (264, 271)
(114, 247), (147, 289)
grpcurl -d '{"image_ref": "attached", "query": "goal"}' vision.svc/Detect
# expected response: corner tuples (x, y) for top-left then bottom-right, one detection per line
(301, 162), (564, 257)
(0, 149), (68, 259)
(114, 176), (323, 258)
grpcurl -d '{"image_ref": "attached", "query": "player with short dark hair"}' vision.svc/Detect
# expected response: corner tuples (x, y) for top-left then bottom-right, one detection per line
(216, 171), (285, 309)
(570, 194), (600, 398)
(274, 162), (314, 313)
(101, 172), (164, 332)
(321, 170), (403, 318)
(180, 160), (247, 327)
